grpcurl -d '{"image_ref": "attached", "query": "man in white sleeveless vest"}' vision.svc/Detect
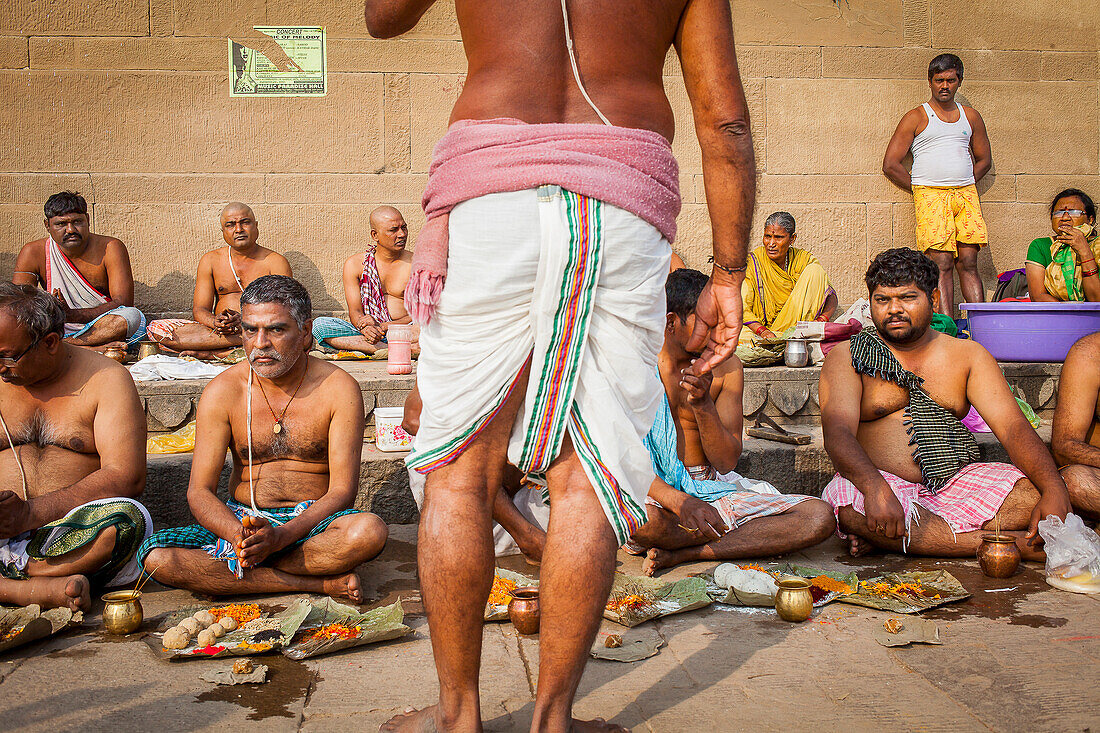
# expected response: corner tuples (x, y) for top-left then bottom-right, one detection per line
(882, 54), (993, 317)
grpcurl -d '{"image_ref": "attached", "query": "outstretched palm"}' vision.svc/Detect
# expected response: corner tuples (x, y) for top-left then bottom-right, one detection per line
(686, 274), (743, 375)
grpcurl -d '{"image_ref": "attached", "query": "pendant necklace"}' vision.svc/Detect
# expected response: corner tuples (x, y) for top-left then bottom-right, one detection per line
(254, 362), (307, 434)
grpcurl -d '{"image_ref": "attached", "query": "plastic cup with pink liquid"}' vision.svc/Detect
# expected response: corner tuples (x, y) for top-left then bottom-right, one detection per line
(386, 324), (414, 375)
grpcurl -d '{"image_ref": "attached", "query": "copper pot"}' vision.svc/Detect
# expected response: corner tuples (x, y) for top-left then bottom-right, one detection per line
(977, 534), (1021, 578)
(508, 586), (540, 635)
(103, 345), (128, 363)
(102, 590), (143, 635)
(774, 577), (813, 622)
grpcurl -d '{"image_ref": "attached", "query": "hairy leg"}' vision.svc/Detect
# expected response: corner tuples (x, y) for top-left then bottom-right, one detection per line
(383, 365), (529, 733)
(320, 335), (380, 355)
(0, 575), (89, 612)
(272, 513), (388, 578)
(152, 322), (241, 352)
(528, 438), (627, 733)
(837, 479), (1044, 561)
(142, 546), (361, 601)
(926, 249), (956, 316)
(954, 243), (985, 305)
(68, 314), (128, 347)
(1061, 464), (1100, 520)
(643, 499), (836, 575)
(492, 488), (546, 564)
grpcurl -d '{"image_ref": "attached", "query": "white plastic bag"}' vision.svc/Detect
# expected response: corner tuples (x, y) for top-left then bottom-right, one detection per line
(1037, 513), (1100, 584)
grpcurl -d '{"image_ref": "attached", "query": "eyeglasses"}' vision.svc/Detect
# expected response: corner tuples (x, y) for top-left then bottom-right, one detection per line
(1053, 209), (1086, 218)
(0, 338), (40, 368)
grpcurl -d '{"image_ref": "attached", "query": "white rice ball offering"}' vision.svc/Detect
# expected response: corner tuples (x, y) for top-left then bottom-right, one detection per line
(218, 616), (238, 632)
(162, 627), (189, 650)
(179, 618), (201, 635)
(193, 610), (216, 628)
(713, 563), (779, 606)
(196, 628), (217, 648)
(209, 622), (226, 638)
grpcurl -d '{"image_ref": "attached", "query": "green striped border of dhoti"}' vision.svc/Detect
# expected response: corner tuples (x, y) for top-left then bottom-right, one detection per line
(568, 405), (646, 546)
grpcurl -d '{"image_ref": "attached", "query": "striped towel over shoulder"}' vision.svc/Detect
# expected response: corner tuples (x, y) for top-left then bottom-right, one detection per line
(848, 328), (979, 492)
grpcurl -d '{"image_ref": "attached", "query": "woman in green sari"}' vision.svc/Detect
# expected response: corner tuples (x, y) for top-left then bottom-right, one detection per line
(1025, 188), (1100, 302)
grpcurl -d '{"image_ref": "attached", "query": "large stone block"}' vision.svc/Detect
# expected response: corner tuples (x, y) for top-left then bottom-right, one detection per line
(822, 47), (1041, 81)
(0, 205), (49, 273)
(264, 173), (427, 204)
(1, 0), (148, 36)
(0, 71), (386, 174)
(766, 78), (923, 175)
(91, 173), (266, 203)
(1016, 175), (1100, 203)
(0, 36), (27, 69)
(756, 174), (909, 204)
(731, 0), (903, 48)
(932, 0), (1099, 51)
(0, 173), (93, 203)
(666, 74), (764, 175)
(409, 74), (464, 172)
(328, 39), (466, 73)
(980, 202), (1050, 274)
(163, 0), (267, 38)
(30, 37), (226, 71)
(383, 72), (411, 172)
(663, 45), (821, 79)
(1041, 52), (1099, 81)
(961, 82), (1098, 176)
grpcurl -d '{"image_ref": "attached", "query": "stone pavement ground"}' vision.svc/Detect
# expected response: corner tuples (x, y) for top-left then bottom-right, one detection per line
(2, 525), (1099, 732)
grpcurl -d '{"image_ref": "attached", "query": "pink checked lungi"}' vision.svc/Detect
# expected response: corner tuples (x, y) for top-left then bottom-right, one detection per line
(822, 462), (1025, 541)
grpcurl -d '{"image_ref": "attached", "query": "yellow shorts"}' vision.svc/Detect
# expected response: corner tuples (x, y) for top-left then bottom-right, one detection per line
(913, 184), (988, 254)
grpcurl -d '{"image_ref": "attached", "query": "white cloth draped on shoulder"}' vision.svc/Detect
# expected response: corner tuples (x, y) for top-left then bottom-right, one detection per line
(407, 186), (670, 545)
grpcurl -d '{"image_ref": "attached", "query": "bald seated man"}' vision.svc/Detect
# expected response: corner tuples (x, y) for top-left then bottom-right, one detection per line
(0, 283), (151, 612)
(311, 205), (417, 355)
(146, 203), (292, 360)
(13, 191), (146, 351)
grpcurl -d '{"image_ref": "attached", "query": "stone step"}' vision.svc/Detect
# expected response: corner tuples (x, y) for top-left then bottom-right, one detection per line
(136, 360), (1061, 434)
(142, 428), (1039, 531)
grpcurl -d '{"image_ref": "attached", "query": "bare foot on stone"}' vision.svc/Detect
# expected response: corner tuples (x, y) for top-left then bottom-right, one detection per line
(380, 706), (439, 732)
(23, 574), (91, 612)
(847, 535), (879, 557)
(323, 572), (363, 604)
(641, 547), (676, 577)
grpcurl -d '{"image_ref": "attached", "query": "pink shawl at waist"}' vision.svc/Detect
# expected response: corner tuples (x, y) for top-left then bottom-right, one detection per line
(405, 117), (681, 324)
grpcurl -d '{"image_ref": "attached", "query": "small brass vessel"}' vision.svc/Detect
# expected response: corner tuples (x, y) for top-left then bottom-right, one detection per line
(977, 534), (1021, 578)
(774, 577), (813, 622)
(136, 340), (160, 360)
(102, 590), (143, 635)
(508, 586), (540, 635)
(103, 345), (128, 364)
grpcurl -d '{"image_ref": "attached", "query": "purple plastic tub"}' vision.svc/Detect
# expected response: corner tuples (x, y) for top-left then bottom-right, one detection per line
(960, 302), (1100, 362)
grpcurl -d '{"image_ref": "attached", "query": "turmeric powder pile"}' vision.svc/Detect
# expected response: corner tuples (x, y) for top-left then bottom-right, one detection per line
(809, 575), (852, 594)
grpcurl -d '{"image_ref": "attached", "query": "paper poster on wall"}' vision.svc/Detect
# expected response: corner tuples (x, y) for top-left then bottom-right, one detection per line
(229, 27), (327, 97)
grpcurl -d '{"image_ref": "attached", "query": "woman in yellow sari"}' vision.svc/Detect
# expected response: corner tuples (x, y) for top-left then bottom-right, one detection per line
(741, 212), (837, 343)
(1025, 188), (1100, 302)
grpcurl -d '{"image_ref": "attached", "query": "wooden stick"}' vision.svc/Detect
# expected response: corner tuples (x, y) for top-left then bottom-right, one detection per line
(135, 563), (163, 594)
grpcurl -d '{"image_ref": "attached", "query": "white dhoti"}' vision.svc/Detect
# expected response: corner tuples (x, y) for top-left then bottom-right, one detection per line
(408, 186), (671, 544)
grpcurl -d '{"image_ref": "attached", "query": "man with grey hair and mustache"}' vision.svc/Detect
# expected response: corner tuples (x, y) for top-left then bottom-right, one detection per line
(0, 283), (151, 612)
(139, 275), (388, 602)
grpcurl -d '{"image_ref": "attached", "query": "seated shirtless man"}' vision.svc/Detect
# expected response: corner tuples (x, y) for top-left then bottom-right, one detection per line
(0, 283), (151, 611)
(402, 383), (547, 563)
(13, 191), (146, 350)
(820, 248), (1093, 559)
(1052, 331), (1100, 507)
(146, 202), (292, 359)
(311, 206), (416, 355)
(140, 275), (388, 601)
(630, 269), (835, 575)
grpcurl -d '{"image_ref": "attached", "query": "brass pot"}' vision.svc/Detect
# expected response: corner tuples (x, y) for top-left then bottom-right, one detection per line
(977, 534), (1021, 578)
(508, 586), (540, 635)
(103, 345), (128, 364)
(774, 577), (813, 622)
(102, 590), (143, 635)
(136, 340), (160, 360)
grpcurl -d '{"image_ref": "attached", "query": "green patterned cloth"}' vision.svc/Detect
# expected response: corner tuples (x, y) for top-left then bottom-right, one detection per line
(849, 328), (979, 492)
(0, 498), (151, 587)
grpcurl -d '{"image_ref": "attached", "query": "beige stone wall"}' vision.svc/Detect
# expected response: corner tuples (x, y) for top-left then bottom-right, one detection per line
(1, 0), (1097, 313)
